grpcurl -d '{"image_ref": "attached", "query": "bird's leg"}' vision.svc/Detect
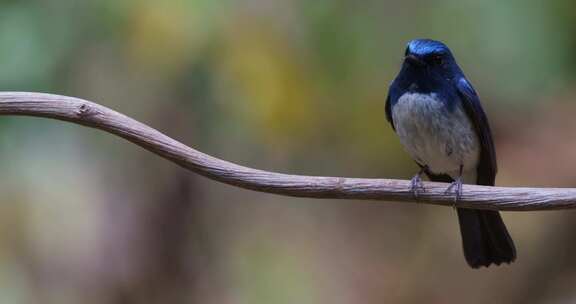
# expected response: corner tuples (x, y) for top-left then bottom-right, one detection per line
(410, 166), (427, 198)
(444, 165), (464, 203)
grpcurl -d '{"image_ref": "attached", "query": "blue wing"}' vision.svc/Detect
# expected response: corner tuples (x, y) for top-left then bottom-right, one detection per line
(456, 78), (497, 186)
(386, 81), (403, 131)
(385, 95), (395, 130)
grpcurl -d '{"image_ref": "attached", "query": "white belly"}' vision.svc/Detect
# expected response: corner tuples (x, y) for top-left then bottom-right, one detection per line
(392, 92), (480, 180)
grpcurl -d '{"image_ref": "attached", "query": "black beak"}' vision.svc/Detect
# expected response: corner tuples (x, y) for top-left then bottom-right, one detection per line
(404, 54), (425, 67)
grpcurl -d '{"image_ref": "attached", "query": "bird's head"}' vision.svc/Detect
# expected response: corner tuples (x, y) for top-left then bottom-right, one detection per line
(396, 39), (462, 91)
(402, 39), (458, 72)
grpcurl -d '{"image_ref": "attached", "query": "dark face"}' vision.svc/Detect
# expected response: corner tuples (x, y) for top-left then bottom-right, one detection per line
(396, 39), (462, 93)
(403, 44), (456, 78)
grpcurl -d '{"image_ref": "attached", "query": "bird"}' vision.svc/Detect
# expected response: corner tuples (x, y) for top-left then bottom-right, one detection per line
(385, 39), (516, 268)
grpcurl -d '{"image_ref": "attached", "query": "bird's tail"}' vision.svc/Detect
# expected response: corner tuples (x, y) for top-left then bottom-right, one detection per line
(456, 209), (516, 268)
(423, 170), (516, 268)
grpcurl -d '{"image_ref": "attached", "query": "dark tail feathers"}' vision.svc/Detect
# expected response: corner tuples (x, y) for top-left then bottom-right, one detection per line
(457, 208), (516, 268)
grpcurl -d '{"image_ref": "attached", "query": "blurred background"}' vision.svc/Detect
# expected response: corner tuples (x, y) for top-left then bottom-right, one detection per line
(0, 0), (574, 303)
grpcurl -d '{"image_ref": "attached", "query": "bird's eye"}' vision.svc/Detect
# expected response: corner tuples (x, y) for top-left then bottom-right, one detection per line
(431, 55), (444, 65)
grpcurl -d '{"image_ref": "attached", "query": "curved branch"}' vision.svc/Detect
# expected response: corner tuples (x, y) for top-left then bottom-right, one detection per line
(0, 92), (572, 211)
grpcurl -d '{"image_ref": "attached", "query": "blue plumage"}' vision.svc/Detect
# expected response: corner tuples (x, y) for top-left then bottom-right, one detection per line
(385, 39), (516, 268)
(406, 39), (450, 57)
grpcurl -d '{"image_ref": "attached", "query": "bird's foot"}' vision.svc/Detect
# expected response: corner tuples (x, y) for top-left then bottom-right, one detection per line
(410, 174), (426, 198)
(444, 177), (463, 206)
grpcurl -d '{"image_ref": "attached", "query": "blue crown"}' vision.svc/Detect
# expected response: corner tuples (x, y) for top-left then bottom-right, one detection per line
(406, 39), (450, 56)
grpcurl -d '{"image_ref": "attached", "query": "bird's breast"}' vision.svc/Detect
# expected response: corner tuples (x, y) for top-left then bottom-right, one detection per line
(391, 92), (480, 179)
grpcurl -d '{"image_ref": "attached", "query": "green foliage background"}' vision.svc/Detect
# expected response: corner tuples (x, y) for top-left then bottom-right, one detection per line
(0, 0), (575, 303)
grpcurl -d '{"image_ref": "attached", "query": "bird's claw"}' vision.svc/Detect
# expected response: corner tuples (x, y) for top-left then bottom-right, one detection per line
(444, 178), (463, 206)
(410, 174), (426, 198)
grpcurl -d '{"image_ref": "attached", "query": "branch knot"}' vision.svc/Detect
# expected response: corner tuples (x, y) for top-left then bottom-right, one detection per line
(76, 103), (98, 119)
